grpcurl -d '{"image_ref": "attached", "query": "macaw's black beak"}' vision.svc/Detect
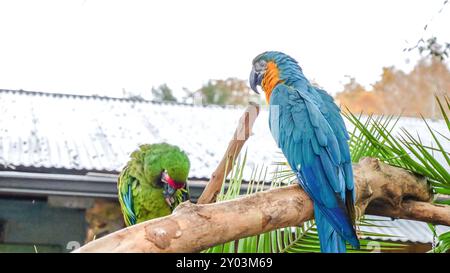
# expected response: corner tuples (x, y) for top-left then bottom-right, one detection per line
(249, 67), (260, 94)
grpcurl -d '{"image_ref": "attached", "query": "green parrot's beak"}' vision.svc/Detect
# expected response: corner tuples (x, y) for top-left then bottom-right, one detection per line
(162, 179), (176, 207)
(161, 171), (188, 207)
(163, 185), (175, 206)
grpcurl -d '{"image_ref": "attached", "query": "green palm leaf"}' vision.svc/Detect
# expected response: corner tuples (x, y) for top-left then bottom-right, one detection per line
(343, 96), (450, 199)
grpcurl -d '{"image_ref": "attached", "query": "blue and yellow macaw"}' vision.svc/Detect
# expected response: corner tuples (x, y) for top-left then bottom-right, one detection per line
(249, 51), (360, 253)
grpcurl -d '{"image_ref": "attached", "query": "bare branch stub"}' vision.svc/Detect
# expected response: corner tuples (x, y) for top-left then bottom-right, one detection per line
(197, 103), (260, 204)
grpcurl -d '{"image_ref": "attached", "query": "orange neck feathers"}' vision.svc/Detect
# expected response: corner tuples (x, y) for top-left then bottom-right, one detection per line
(261, 61), (282, 103)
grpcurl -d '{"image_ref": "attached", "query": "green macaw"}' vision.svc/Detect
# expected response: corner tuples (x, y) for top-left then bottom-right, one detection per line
(117, 143), (190, 226)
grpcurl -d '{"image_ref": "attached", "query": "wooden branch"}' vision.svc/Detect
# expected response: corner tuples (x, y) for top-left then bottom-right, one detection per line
(74, 157), (449, 253)
(74, 186), (311, 253)
(366, 201), (450, 226)
(197, 102), (260, 204)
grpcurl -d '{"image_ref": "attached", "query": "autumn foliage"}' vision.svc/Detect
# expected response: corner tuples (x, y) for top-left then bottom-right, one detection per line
(335, 58), (450, 118)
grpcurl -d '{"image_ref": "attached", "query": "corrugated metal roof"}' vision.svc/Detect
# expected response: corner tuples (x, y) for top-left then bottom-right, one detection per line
(1, 89), (447, 180)
(0, 89), (282, 179)
(360, 215), (450, 244)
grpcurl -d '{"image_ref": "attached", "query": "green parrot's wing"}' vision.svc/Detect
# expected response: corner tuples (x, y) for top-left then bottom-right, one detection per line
(117, 168), (137, 226)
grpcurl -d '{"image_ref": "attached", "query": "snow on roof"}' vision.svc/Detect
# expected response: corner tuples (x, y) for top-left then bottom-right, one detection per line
(0, 89), (448, 180)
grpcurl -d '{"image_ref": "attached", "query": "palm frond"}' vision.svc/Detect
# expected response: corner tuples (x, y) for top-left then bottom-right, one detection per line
(428, 224), (450, 253)
(343, 96), (450, 196)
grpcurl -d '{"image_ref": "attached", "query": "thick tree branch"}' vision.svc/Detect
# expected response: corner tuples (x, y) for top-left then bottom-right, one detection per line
(197, 102), (260, 204)
(366, 201), (450, 226)
(74, 157), (449, 253)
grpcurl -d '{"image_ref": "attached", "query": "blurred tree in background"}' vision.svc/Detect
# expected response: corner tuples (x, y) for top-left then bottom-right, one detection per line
(196, 79), (231, 105)
(124, 78), (259, 106)
(184, 77), (260, 106)
(336, 37), (450, 118)
(337, 77), (383, 114)
(151, 84), (178, 102)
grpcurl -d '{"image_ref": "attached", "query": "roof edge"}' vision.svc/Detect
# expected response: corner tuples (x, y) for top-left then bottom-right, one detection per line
(0, 88), (246, 109)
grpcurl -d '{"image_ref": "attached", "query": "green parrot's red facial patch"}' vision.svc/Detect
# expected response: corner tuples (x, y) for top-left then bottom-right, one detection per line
(262, 61), (282, 103)
(165, 173), (185, 189)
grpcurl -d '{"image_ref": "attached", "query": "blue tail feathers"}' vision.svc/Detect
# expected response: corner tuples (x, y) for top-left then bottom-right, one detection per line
(314, 204), (347, 253)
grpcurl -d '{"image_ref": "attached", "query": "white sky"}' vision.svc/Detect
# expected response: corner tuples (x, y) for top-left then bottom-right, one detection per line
(0, 0), (449, 98)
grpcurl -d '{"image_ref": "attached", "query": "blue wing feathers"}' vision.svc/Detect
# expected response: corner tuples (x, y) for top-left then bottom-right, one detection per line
(270, 84), (359, 252)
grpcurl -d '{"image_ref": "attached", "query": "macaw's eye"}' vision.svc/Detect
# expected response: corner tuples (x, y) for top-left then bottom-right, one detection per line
(254, 59), (267, 72)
